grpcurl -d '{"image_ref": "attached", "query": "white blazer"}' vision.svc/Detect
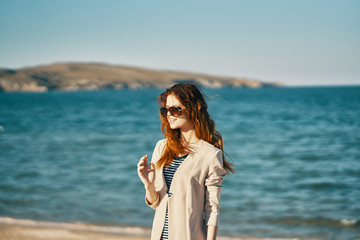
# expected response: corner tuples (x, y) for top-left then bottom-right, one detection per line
(146, 139), (226, 240)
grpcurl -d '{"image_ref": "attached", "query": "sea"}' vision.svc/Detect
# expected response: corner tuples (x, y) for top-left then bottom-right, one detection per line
(0, 86), (359, 240)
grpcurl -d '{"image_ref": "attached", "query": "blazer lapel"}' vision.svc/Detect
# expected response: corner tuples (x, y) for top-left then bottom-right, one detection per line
(168, 146), (199, 194)
(156, 165), (167, 192)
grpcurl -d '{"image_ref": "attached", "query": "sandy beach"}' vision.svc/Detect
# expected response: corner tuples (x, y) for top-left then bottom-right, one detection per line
(0, 217), (322, 240)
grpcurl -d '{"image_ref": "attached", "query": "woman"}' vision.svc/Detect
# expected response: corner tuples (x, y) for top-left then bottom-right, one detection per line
(137, 83), (234, 240)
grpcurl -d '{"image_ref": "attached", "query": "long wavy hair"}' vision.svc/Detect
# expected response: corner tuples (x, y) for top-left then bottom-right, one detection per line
(157, 83), (234, 174)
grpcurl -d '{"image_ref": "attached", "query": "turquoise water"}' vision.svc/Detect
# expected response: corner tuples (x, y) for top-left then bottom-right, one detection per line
(0, 86), (359, 239)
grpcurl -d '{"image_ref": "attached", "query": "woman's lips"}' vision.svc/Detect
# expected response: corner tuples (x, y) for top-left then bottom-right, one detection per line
(168, 118), (177, 124)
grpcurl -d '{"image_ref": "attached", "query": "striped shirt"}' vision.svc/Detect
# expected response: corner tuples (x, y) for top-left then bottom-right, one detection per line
(160, 154), (188, 240)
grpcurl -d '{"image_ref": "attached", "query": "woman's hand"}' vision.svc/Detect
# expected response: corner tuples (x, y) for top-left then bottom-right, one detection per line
(137, 155), (155, 188)
(137, 155), (158, 206)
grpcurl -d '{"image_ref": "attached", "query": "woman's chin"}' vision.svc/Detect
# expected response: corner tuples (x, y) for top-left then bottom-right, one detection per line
(169, 125), (180, 130)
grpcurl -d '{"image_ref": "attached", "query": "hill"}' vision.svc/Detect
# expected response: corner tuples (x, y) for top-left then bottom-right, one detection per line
(0, 62), (283, 92)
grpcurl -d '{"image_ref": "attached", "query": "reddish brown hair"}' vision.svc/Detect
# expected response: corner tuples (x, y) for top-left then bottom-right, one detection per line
(157, 83), (234, 174)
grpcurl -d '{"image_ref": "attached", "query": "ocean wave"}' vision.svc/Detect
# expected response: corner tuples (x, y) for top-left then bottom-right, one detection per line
(0, 217), (151, 236)
(264, 216), (359, 228)
(340, 219), (358, 226)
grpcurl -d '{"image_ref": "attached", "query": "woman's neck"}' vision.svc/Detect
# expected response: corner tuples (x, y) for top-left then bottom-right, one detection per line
(178, 130), (200, 157)
(181, 129), (200, 145)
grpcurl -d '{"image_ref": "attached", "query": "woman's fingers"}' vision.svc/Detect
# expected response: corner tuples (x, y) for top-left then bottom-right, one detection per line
(138, 154), (155, 186)
(137, 155), (148, 167)
(143, 155), (149, 168)
(138, 155), (152, 177)
(147, 162), (155, 172)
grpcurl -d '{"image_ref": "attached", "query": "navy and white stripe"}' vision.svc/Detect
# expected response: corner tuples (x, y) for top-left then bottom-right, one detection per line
(160, 154), (188, 240)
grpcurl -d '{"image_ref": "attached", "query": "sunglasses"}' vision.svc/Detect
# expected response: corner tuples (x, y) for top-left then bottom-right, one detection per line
(160, 106), (183, 118)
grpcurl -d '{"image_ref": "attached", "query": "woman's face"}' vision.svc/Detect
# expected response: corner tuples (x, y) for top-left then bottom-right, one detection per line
(165, 94), (194, 131)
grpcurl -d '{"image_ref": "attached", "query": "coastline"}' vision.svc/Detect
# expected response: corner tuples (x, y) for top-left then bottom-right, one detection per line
(0, 62), (283, 92)
(0, 217), (321, 240)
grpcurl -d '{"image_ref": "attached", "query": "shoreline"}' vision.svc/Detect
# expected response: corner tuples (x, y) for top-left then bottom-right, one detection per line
(0, 217), (321, 240)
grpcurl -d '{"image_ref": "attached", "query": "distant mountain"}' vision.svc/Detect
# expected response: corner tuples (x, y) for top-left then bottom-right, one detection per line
(0, 62), (283, 92)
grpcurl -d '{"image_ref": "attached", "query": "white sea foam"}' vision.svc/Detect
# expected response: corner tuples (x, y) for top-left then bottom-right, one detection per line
(0, 217), (151, 236)
(340, 219), (357, 226)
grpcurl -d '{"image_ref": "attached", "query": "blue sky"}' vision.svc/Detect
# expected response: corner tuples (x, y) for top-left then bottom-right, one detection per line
(0, 0), (359, 86)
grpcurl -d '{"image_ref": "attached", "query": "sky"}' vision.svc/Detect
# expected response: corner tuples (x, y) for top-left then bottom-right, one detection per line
(0, 0), (359, 86)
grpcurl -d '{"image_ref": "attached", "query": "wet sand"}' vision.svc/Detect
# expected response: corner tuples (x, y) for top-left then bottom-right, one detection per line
(0, 217), (319, 240)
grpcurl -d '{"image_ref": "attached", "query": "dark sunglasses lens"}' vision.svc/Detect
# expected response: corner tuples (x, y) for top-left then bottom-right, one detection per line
(160, 108), (167, 117)
(169, 107), (180, 117)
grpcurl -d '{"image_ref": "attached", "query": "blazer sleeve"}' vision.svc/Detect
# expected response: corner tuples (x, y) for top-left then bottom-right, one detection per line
(204, 150), (227, 226)
(145, 139), (166, 209)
